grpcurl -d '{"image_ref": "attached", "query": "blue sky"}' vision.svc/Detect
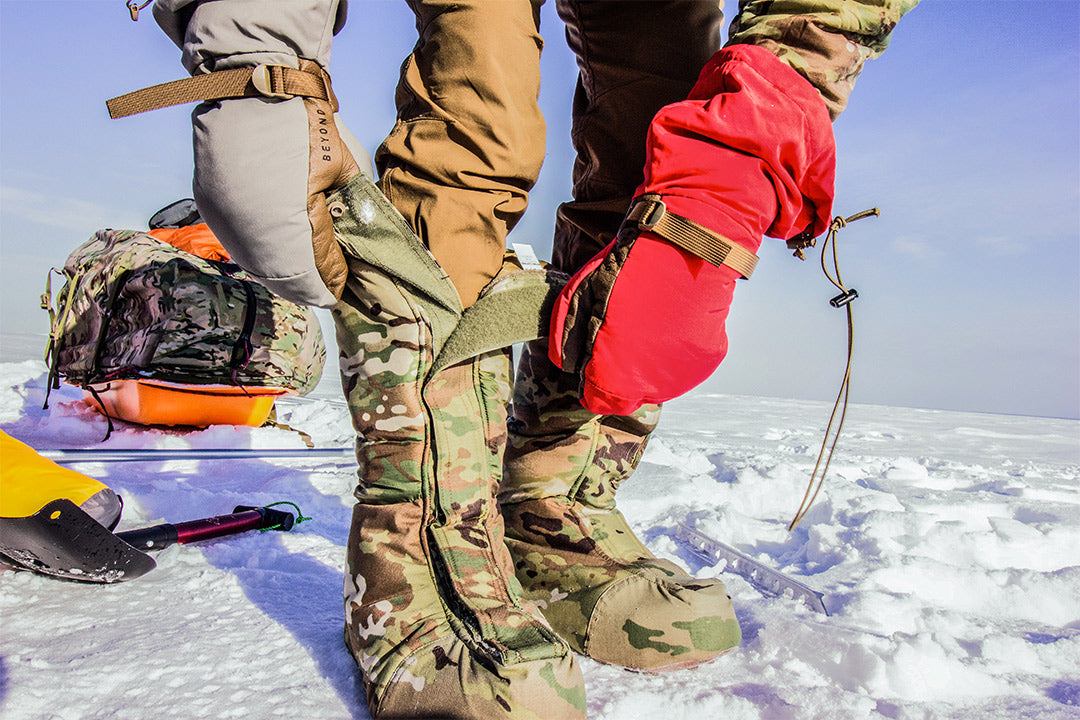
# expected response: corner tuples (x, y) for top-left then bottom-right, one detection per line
(1, 1), (1077, 419)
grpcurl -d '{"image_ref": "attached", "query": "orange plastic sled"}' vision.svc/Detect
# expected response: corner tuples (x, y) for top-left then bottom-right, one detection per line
(84, 379), (288, 428)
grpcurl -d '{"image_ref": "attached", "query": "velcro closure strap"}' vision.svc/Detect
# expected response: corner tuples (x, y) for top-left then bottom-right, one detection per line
(431, 262), (568, 375)
(625, 194), (759, 279)
(107, 64), (332, 119)
(326, 174), (568, 374)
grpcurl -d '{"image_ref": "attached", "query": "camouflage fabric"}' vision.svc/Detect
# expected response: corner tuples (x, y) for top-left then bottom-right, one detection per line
(331, 177), (585, 719)
(45, 229), (324, 394)
(502, 341), (740, 669)
(728, 0), (921, 118)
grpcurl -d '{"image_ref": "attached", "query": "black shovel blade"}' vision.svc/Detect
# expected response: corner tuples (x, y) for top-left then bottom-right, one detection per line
(0, 499), (156, 583)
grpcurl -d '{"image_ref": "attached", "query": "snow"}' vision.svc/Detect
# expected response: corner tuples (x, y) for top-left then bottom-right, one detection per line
(1, 347), (1078, 719)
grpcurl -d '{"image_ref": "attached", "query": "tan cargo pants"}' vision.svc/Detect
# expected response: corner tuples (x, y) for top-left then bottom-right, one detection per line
(374, 0), (725, 306)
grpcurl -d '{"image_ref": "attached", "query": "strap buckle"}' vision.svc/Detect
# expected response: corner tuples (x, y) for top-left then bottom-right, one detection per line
(636, 197), (666, 231)
(251, 65), (292, 100)
(624, 194), (759, 279)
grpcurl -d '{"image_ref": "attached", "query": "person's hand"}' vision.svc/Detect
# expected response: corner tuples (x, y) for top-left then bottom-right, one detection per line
(154, 0), (370, 307)
(550, 44), (836, 415)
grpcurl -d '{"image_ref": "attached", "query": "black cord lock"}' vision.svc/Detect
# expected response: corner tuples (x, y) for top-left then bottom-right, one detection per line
(829, 289), (859, 308)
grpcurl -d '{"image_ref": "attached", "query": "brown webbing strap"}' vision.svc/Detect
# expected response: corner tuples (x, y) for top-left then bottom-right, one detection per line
(625, 195), (759, 279)
(107, 65), (331, 119)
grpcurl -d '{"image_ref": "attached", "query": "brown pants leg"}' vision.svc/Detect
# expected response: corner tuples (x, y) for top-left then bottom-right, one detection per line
(552, 0), (725, 271)
(508, 0), (725, 456)
(374, 0), (545, 309)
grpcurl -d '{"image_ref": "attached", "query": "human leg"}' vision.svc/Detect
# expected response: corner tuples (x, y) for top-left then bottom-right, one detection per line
(375, 0), (547, 309)
(338, 1), (586, 713)
(502, 0), (741, 670)
(334, 181), (584, 718)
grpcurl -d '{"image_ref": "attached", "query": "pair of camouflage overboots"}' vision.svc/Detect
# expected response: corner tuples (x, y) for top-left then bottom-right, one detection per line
(331, 175), (738, 719)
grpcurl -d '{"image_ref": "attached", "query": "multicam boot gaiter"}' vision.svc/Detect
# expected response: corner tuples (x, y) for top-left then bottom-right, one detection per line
(502, 342), (741, 671)
(330, 175), (585, 719)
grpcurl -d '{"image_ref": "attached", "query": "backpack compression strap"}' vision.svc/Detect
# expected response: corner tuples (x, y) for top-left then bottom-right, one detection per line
(106, 64), (334, 119)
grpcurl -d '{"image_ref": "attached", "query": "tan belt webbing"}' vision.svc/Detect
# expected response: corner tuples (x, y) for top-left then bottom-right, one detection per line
(625, 194), (759, 279)
(107, 64), (332, 119)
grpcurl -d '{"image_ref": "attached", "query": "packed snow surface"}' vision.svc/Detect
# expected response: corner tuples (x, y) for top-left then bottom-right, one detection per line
(1, 354), (1078, 719)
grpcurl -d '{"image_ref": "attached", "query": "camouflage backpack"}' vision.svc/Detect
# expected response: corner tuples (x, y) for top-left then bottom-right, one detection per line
(43, 224), (325, 400)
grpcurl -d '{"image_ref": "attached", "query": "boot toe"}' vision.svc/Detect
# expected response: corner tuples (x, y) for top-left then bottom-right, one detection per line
(373, 636), (586, 720)
(583, 566), (741, 670)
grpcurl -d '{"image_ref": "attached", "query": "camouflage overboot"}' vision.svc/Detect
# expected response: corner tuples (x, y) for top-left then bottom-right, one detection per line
(330, 178), (585, 719)
(501, 341), (741, 671)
